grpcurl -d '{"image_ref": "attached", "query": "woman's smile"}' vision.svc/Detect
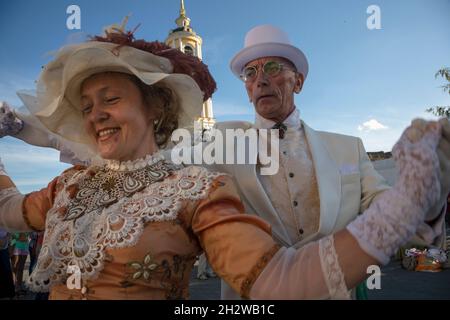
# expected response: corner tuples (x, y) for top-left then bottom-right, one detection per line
(96, 127), (121, 142)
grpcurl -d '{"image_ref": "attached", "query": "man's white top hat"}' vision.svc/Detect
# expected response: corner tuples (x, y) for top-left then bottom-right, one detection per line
(230, 24), (309, 81)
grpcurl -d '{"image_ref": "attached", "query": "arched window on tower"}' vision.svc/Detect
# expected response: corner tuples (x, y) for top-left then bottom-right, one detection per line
(184, 45), (194, 56)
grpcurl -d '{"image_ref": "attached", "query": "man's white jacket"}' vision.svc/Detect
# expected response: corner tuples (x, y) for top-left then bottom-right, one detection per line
(173, 120), (446, 299)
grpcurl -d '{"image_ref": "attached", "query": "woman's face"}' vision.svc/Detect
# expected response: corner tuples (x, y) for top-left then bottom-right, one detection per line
(80, 73), (159, 161)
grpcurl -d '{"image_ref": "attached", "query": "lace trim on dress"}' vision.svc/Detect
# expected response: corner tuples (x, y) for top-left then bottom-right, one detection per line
(318, 235), (351, 299)
(63, 157), (180, 221)
(105, 152), (165, 171)
(27, 164), (223, 292)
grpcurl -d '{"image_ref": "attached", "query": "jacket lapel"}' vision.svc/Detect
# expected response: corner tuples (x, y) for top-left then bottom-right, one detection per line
(302, 122), (341, 240)
(229, 131), (292, 246)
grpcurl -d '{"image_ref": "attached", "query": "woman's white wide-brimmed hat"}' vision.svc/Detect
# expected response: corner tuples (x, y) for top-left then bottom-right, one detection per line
(27, 41), (204, 150)
(230, 24), (309, 80)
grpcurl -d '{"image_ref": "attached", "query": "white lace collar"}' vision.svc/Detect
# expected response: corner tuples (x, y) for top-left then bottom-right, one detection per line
(105, 152), (165, 171)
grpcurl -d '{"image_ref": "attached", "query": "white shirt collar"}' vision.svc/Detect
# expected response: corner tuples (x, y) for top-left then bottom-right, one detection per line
(254, 107), (302, 130)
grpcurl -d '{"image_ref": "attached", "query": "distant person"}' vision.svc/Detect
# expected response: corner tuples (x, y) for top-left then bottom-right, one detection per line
(10, 232), (29, 295)
(0, 228), (15, 298)
(196, 253), (216, 280)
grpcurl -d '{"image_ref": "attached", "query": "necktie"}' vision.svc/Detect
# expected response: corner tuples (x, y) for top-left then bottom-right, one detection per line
(271, 122), (287, 139)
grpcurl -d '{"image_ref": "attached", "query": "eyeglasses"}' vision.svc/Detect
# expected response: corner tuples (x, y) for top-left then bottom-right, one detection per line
(240, 60), (295, 82)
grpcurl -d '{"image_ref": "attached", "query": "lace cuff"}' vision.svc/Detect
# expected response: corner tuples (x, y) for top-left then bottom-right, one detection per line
(347, 189), (422, 265)
(0, 101), (24, 137)
(318, 235), (351, 299)
(250, 241), (350, 300)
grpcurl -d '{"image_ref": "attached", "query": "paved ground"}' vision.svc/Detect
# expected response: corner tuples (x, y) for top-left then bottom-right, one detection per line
(189, 269), (221, 300)
(189, 261), (450, 300)
(4, 258), (449, 300)
(366, 261), (450, 299)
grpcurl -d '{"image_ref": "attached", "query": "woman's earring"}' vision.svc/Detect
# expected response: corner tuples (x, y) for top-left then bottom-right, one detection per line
(154, 118), (164, 133)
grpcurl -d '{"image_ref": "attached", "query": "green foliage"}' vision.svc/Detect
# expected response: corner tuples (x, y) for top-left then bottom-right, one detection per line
(427, 68), (450, 118)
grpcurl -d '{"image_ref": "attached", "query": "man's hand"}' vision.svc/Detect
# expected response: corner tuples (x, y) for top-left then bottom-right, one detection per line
(0, 101), (24, 137)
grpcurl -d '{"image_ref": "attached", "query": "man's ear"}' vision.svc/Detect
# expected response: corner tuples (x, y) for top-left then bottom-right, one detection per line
(294, 73), (304, 94)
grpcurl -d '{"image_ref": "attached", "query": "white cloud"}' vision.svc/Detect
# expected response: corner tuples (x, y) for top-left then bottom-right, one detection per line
(357, 119), (388, 131)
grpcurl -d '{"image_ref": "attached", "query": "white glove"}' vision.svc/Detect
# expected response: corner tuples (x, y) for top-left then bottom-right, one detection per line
(433, 119), (450, 215)
(412, 118), (450, 221)
(0, 101), (24, 137)
(347, 121), (441, 265)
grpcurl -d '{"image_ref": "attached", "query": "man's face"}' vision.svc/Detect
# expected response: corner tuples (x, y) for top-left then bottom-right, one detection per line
(244, 57), (303, 123)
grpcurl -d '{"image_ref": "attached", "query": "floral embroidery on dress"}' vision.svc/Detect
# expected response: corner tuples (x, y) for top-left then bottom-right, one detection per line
(128, 253), (160, 281)
(125, 251), (196, 299)
(27, 162), (223, 292)
(63, 160), (181, 221)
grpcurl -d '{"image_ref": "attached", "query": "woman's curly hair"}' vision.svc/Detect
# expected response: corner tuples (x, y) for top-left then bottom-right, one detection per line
(89, 30), (217, 148)
(128, 75), (179, 148)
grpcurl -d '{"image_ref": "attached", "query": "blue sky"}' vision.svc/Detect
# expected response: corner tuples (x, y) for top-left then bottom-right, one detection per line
(1, 0), (449, 193)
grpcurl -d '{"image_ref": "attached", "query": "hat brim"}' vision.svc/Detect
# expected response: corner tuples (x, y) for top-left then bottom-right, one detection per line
(14, 97), (102, 164)
(28, 42), (204, 150)
(230, 42), (309, 80)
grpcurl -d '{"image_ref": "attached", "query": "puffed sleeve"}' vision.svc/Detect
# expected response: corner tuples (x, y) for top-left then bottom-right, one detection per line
(191, 175), (281, 298)
(0, 177), (57, 232)
(192, 175), (351, 300)
(21, 178), (59, 231)
(0, 166), (84, 232)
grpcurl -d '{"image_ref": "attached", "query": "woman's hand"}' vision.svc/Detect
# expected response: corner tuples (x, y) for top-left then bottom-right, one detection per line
(406, 118), (450, 221)
(347, 119), (443, 265)
(0, 101), (24, 137)
(392, 119), (442, 211)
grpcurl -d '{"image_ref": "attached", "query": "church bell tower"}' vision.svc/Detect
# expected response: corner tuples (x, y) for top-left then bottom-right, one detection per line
(165, 0), (215, 137)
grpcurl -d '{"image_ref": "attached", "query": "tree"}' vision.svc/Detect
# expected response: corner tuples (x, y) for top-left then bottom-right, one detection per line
(426, 67), (450, 118)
